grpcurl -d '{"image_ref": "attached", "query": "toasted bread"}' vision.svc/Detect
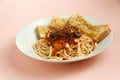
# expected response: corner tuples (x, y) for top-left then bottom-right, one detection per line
(49, 16), (68, 29)
(68, 14), (84, 27)
(68, 14), (111, 42)
(36, 14), (111, 42)
(35, 26), (49, 39)
(93, 24), (111, 42)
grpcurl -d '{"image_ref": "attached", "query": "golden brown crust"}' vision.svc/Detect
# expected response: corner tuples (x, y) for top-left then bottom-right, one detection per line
(67, 14), (111, 42)
(36, 14), (111, 42)
(35, 26), (49, 39)
(93, 25), (111, 42)
(49, 16), (68, 29)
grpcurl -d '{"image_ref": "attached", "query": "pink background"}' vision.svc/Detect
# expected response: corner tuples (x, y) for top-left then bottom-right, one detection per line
(0, 0), (120, 80)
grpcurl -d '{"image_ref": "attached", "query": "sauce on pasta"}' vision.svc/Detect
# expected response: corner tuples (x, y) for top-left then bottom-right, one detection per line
(33, 26), (97, 60)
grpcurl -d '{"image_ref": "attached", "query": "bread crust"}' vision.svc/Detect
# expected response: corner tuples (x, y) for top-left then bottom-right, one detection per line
(93, 25), (111, 42)
(68, 14), (111, 42)
(36, 26), (49, 39)
(36, 14), (111, 42)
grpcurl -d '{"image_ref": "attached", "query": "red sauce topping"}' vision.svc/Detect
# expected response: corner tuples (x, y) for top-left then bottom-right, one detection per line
(46, 26), (82, 56)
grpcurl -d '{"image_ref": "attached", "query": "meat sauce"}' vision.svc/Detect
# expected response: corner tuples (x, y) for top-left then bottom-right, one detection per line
(46, 26), (82, 56)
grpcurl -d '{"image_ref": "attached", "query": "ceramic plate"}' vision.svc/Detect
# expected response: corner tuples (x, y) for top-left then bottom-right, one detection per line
(16, 16), (113, 63)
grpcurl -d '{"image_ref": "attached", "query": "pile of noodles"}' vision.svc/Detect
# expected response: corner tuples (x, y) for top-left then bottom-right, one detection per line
(33, 34), (97, 60)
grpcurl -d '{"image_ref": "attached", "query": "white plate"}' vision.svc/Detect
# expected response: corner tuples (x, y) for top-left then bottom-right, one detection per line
(16, 16), (113, 63)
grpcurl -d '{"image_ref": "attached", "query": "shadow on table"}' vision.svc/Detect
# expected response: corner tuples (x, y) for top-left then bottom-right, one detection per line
(5, 38), (103, 79)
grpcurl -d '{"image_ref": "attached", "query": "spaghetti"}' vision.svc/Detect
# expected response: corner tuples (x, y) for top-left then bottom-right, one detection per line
(33, 33), (97, 60)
